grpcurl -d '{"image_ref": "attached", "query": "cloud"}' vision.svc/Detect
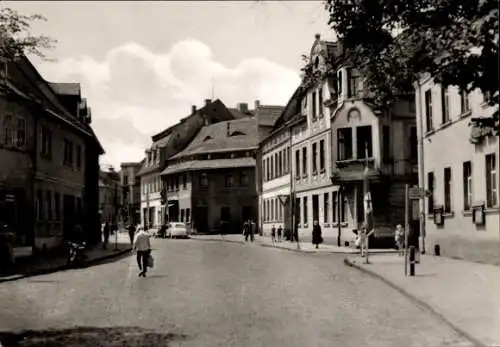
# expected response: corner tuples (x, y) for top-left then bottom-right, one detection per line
(35, 39), (300, 168)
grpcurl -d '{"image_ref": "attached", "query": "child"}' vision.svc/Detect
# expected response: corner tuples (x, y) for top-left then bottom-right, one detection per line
(395, 224), (404, 256)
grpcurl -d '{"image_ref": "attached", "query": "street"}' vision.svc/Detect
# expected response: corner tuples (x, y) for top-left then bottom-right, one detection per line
(0, 239), (474, 347)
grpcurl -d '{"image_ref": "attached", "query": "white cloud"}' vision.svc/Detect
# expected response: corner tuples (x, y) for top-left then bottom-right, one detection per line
(35, 39), (300, 168)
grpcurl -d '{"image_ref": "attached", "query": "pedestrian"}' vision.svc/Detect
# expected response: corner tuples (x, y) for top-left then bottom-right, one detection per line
(271, 224), (276, 244)
(312, 220), (323, 249)
(395, 224), (404, 256)
(128, 223), (136, 245)
(133, 227), (152, 277)
(249, 220), (255, 242)
(243, 221), (250, 242)
(277, 225), (283, 242)
(103, 222), (110, 249)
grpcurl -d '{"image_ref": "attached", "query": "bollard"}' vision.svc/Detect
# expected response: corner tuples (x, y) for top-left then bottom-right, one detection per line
(434, 244), (441, 256)
(409, 246), (416, 276)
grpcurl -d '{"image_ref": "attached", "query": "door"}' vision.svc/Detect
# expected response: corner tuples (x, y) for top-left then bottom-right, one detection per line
(194, 206), (208, 233)
(63, 194), (75, 240)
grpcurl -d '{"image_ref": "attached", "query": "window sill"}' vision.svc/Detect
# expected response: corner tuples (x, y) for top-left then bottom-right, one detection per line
(485, 207), (499, 214)
(425, 129), (436, 137)
(323, 223), (330, 228)
(302, 175), (309, 179)
(462, 210), (473, 216)
(439, 120), (453, 130)
(459, 110), (472, 119)
(443, 211), (454, 218)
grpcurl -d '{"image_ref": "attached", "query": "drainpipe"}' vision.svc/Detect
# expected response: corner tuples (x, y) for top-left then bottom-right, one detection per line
(416, 81), (426, 254)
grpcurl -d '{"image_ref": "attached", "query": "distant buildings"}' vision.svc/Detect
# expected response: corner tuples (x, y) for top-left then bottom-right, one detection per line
(120, 161), (142, 225)
(0, 55), (104, 254)
(98, 167), (121, 225)
(415, 74), (499, 263)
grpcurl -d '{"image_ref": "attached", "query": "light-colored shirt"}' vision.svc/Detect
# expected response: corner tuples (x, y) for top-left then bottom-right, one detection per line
(133, 231), (151, 251)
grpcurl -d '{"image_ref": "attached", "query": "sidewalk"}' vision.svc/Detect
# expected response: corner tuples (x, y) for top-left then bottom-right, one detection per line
(0, 232), (132, 283)
(345, 253), (500, 347)
(190, 234), (396, 255)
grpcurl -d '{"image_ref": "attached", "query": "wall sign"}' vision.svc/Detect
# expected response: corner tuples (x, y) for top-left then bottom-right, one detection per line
(433, 206), (444, 226)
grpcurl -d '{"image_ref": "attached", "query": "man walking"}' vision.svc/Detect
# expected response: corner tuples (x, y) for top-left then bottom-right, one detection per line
(277, 225), (283, 242)
(133, 227), (151, 277)
(271, 225), (276, 244)
(128, 223), (136, 245)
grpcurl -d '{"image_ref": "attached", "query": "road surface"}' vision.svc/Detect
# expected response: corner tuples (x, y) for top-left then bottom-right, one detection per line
(0, 238), (474, 347)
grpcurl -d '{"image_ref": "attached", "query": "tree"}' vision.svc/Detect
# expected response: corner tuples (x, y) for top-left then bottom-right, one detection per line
(0, 7), (55, 61)
(325, 0), (499, 134)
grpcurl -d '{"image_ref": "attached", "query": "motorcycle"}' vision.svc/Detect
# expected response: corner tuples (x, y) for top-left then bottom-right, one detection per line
(66, 241), (87, 266)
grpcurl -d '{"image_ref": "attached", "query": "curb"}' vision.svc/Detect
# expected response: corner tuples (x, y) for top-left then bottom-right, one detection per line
(343, 257), (487, 347)
(0, 248), (132, 284)
(258, 242), (356, 254)
(190, 237), (245, 245)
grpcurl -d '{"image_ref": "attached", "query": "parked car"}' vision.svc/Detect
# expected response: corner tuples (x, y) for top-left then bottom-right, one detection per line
(167, 222), (189, 239)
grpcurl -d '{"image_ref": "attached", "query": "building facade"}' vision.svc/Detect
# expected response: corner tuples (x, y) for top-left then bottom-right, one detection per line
(137, 99), (237, 229)
(0, 55), (103, 253)
(98, 168), (121, 225)
(161, 118), (259, 234)
(415, 75), (499, 263)
(120, 161), (142, 225)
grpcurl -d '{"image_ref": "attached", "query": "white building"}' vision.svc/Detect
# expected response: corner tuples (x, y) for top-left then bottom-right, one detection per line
(138, 144), (165, 229)
(415, 74), (499, 263)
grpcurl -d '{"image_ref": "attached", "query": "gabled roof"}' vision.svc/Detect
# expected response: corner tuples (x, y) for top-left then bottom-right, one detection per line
(170, 118), (259, 159)
(228, 108), (253, 119)
(269, 86), (304, 132)
(255, 105), (284, 127)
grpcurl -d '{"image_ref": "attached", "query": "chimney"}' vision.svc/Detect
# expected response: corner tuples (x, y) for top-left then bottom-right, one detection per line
(237, 103), (248, 113)
(205, 99), (211, 106)
(226, 122), (230, 137)
(192, 105), (197, 114)
(254, 100), (260, 109)
(315, 33), (321, 40)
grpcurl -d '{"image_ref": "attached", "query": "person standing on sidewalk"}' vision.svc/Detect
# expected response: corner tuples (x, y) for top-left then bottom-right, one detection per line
(277, 225), (283, 242)
(102, 222), (110, 249)
(128, 223), (136, 245)
(133, 227), (152, 277)
(312, 220), (323, 249)
(271, 225), (276, 244)
(395, 224), (404, 256)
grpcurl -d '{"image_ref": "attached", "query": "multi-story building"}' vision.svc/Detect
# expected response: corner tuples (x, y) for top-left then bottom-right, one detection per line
(120, 161), (142, 225)
(137, 99), (236, 229)
(415, 75), (499, 263)
(328, 40), (417, 245)
(259, 87), (304, 235)
(0, 55), (103, 253)
(161, 117), (260, 233)
(98, 167), (121, 225)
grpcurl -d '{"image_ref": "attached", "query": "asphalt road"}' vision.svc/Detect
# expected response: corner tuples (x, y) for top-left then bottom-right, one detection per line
(0, 238), (474, 347)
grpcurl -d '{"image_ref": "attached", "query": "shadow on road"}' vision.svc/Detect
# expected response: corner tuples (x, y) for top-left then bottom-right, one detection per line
(0, 326), (189, 347)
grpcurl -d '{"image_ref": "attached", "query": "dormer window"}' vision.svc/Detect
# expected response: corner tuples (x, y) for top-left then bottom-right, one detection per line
(314, 56), (319, 69)
(203, 135), (212, 141)
(230, 131), (245, 137)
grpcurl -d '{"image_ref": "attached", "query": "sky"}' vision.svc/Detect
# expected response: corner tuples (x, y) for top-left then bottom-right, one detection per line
(6, 1), (333, 169)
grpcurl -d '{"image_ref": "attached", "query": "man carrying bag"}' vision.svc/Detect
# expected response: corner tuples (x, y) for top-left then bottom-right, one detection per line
(133, 228), (152, 277)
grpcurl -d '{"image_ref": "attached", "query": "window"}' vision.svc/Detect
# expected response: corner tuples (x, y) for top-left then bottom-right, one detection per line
(274, 152), (279, 178)
(441, 86), (450, 124)
(427, 172), (434, 213)
(46, 191), (52, 220)
(425, 89), (433, 132)
(183, 173), (187, 189)
(337, 128), (352, 160)
(180, 209), (185, 222)
(295, 150), (300, 178)
(275, 198), (279, 221)
(271, 199), (274, 221)
(318, 88), (323, 117)
(486, 154), (497, 208)
(123, 175), (129, 185)
(287, 147), (290, 174)
(36, 190), (43, 220)
(410, 127), (418, 161)
(460, 90), (470, 114)
(16, 118), (26, 147)
(323, 193), (329, 223)
(303, 196), (308, 225)
(220, 206), (230, 221)
(266, 157), (270, 181)
(356, 126), (372, 159)
(340, 191), (346, 222)
(76, 145), (82, 169)
(200, 173), (208, 188)
(239, 171), (248, 186)
(295, 197), (301, 225)
(463, 161), (472, 211)
(41, 126), (52, 157)
(347, 68), (361, 98)
(54, 193), (61, 220)
(337, 70), (343, 96)
(278, 151), (282, 177)
(175, 176), (179, 191)
(302, 147), (308, 177)
(63, 139), (73, 166)
(383, 126), (391, 160)
(270, 155), (274, 179)
(319, 140), (325, 172)
(225, 173), (234, 187)
(444, 167), (452, 213)
(312, 142), (318, 174)
(312, 91), (317, 119)
(2, 115), (13, 146)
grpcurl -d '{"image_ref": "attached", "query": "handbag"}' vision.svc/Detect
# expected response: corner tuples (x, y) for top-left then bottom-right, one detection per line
(147, 254), (154, 268)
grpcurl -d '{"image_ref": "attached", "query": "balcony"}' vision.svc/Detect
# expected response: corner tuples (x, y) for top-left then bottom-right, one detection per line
(331, 158), (381, 183)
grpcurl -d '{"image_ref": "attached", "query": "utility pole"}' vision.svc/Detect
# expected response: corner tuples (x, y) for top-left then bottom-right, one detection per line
(416, 85), (426, 254)
(114, 182), (118, 251)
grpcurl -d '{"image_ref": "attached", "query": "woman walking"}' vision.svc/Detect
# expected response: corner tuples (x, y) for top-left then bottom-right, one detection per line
(312, 220), (323, 249)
